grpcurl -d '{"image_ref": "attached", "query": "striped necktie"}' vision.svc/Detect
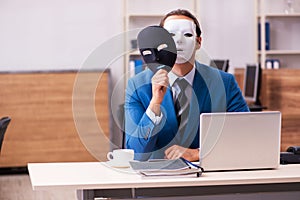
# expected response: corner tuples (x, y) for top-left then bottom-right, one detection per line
(174, 78), (190, 133)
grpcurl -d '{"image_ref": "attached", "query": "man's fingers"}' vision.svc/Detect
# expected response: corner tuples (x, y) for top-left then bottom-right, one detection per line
(165, 145), (184, 159)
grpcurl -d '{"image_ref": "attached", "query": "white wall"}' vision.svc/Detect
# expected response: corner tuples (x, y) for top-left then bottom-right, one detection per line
(0, 0), (256, 73)
(0, 0), (123, 71)
(199, 0), (255, 73)
(0, 0), (255, 73)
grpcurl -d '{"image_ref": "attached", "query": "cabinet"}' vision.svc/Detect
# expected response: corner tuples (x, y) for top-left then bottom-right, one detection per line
(255, 0), (300, 69)
(124, 0), (198, 81)
(234, 68), (300, 151)
(0, 71), (111, 167)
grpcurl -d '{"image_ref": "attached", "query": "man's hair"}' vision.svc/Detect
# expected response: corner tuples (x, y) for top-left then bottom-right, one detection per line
(159, 9), (202, 37)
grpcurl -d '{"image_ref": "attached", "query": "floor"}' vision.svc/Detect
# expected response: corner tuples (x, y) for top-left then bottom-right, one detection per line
(0, 174), (77, 200)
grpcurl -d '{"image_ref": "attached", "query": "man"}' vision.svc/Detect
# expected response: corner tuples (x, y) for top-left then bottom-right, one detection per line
(125, 9), (249, 161)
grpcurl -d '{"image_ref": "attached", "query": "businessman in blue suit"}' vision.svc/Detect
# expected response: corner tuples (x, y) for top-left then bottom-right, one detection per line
(125, 9), (249, 161)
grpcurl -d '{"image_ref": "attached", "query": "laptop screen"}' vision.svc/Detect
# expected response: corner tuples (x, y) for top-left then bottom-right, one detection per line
(199, 111), (281, 172)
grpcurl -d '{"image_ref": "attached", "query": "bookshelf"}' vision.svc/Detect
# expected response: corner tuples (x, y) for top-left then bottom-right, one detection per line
(255, 0), (300, 69)
(123, 0), (198, 82)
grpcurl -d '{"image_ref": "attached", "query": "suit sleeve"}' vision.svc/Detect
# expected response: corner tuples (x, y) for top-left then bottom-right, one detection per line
(226, 74), (250, 112)
(124, 78), (166, 161)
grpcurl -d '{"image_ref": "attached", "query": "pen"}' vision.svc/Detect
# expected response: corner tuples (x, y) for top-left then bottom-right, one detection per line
(179, 157), (201, 169)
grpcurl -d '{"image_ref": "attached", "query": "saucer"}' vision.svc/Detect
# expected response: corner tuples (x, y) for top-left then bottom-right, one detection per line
(106, 160), (131, 168)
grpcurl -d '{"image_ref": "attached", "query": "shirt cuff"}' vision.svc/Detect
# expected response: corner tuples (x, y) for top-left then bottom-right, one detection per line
(146, 107), (163, 125)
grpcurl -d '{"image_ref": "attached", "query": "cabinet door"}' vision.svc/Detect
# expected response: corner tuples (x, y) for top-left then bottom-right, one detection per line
(0, 71), (110, 167)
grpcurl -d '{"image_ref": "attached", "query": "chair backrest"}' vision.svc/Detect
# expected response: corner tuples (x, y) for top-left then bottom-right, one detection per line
(0, 117), (11, 153)
(117, 104), (125, 149)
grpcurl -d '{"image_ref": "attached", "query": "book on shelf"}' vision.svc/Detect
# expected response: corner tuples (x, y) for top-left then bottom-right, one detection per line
(129, 58), (144, 77)
(258, 22), (270, 50)
(129, 158), (203, 177)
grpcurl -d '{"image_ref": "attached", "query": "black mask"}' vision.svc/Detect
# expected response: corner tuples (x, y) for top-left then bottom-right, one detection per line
(137, 26), (177, 73)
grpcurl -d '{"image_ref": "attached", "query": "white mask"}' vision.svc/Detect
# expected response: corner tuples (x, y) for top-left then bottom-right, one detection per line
(163, 19), (197, 64)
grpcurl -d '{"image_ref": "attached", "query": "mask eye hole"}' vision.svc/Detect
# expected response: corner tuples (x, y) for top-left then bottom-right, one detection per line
(184, 33), (193, 37)
(142, 50), (152, 56)
(157, 43), (168, 51)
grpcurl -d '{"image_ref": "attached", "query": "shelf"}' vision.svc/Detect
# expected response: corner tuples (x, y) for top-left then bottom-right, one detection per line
(255, 0), (300, 69)
(257, 13), (300, 18)
(257, 50), (300, 55)
(266, 13), (300, 17)
(128, 14), (164, 18)
(129, 49), (140, 56)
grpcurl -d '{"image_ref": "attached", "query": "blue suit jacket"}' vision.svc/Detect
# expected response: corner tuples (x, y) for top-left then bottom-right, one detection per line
(125, 62), (249, 160)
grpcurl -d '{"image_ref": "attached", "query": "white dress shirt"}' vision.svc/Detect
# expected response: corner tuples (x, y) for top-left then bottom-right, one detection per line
(146, 67), (195, 124)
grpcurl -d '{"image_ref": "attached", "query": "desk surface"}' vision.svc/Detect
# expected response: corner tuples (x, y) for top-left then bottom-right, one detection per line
(28, 162), (300, 191)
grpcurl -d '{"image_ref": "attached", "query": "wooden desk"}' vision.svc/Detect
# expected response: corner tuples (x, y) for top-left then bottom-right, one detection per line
(28, 162), (300, 199)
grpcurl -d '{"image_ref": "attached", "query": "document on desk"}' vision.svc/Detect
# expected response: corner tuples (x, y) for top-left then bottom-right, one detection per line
(129, 158), (202, 177)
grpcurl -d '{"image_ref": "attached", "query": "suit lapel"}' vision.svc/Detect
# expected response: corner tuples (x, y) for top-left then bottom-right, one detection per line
(192, 68), (209, 113)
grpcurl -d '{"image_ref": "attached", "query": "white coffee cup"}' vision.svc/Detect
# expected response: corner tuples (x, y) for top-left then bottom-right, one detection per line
(106, 149), (134, 167)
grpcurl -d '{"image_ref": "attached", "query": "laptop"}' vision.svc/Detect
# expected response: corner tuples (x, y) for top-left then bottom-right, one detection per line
(199, 111), (281, 172)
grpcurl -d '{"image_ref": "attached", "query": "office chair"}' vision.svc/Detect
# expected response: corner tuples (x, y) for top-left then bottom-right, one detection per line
(116, 104), (125, 149)
(0, 116), (11, 154)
